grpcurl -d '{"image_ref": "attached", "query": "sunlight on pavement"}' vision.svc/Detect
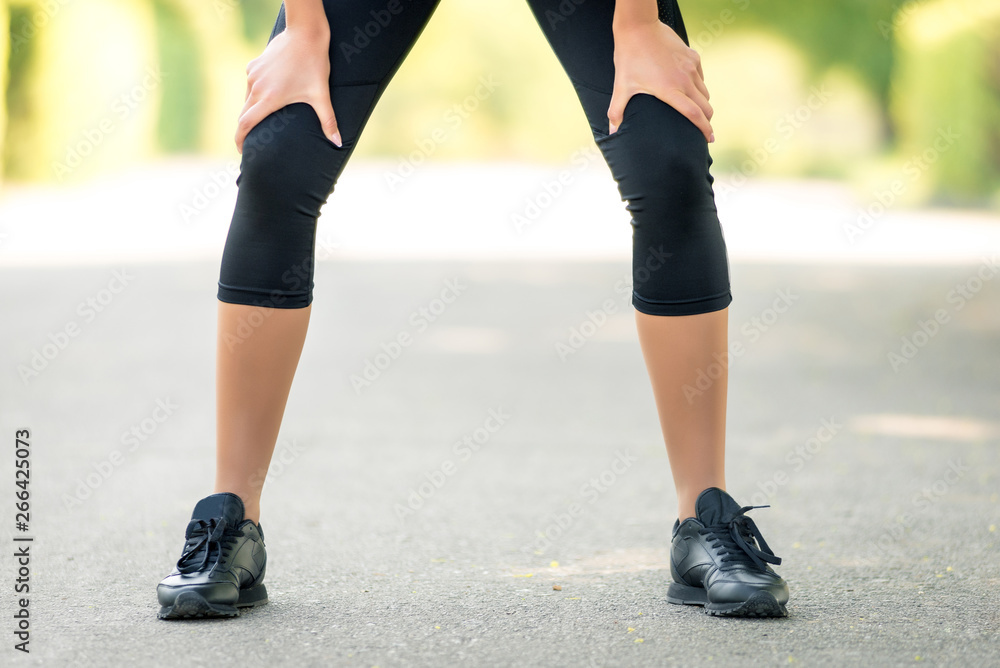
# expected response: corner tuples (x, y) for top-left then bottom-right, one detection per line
(849, 413), (1000, 442)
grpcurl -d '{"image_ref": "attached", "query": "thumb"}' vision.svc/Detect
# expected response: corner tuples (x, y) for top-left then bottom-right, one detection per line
(607, 89), (629, 135)
(313, 93), (342, 147)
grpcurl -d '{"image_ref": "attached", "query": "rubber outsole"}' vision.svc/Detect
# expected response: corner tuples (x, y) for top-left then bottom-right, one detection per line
(667, 582), (787, 618)
(157, 584), (268, 620)
(666, 582), (708, 605)
(706, 590), (787, 618)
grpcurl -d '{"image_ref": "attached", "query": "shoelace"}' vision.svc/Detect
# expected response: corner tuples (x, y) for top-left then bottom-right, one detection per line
(698, 504), (782, 571)
(176, 517), (241, 575)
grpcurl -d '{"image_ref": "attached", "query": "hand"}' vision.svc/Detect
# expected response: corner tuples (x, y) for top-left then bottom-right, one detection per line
(235, 25), (341, 153)
(608, 19), (714, 142)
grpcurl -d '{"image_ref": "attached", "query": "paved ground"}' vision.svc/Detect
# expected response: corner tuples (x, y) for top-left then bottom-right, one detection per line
(2, 161), (999, 666)
(1, 252), (999, 666)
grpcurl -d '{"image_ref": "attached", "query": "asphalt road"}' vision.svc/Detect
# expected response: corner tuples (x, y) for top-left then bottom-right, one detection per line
(1, 257), (998, 667)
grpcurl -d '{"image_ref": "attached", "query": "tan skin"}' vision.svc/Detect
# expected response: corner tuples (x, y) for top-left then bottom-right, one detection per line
(219, 0), (725, 524)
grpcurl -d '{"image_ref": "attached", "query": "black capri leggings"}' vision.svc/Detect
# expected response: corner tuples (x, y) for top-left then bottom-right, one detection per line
(218, 0), (732, 316)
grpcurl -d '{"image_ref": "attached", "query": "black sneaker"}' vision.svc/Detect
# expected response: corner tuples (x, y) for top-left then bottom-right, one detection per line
(156, 492), (268, 620)
(667, 487), (788, 617)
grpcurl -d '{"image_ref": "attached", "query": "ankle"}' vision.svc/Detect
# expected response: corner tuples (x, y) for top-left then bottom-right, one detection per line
(213, 487), (260, 524)
(244, 507), (260, 525)
(676, 482), (726, 524)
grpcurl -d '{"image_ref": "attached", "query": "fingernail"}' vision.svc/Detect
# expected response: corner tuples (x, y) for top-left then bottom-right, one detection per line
(609, 125), (616, 135)
(709, 133), (715, 143)
(331, 132), (342, 148)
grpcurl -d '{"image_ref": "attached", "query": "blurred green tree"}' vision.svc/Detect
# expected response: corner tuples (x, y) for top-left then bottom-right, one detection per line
(0, 0), (996, 206)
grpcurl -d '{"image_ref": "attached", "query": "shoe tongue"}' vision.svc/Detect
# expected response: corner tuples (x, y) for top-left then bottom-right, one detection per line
(695, 487), (744, 527)
(189, 492), (245, 527)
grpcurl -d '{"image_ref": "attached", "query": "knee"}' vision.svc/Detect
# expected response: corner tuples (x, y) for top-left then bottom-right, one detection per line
(630, 135), (713, 212)
(602, 94), (715, 210)
(238, 102), (339, 209)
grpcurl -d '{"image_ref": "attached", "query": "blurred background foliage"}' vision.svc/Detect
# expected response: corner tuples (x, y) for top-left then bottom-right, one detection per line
(0, 0), (997, 207)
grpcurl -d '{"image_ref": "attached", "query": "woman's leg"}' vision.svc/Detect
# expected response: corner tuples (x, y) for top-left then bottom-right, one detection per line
(212, 0), (443, 523)
(158, 0), (443, 620)
(526, 0), (788, 617)
(524, 0), (731, 522)
(214, 303), (312, 524)
(634, 308), (727, 522)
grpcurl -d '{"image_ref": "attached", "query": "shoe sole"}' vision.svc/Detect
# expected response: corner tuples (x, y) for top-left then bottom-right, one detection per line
(667, 582), (787, 618)
(157, 584), (268, 620)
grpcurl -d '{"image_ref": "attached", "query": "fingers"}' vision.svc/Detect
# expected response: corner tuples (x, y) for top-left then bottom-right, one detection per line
(610, 23), (715, 143)
(234, 99), (271, 154)
(244, 57), (257, 102)
(684, 51), (713, 139)
(670, 49), (714, 140)
(693, 51), (706, 91)
(674, 47), (710, 104)
(236, 91), (344, 153)
(609, 77), (713, 143)
(687, 84), (714, 125)
(312, 92), (342, 147)
(608, 87), (712, 142)
(690, 65), (710, 105)
(607, 85), (629, 134)
(237, 62), (261, 153)
(663, 89), (714, 143)
(234, 30), (343, 154)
